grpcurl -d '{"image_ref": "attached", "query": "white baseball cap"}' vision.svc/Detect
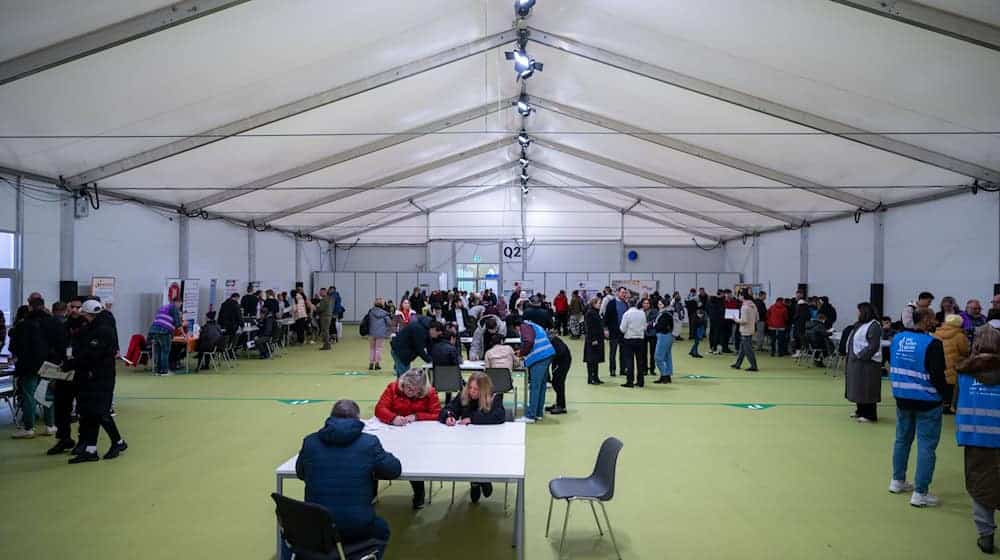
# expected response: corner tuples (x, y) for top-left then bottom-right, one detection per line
(81, 300), (103, 315)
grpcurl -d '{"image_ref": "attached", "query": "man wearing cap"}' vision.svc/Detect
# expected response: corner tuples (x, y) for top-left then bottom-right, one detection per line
(64, 299), (127, 463)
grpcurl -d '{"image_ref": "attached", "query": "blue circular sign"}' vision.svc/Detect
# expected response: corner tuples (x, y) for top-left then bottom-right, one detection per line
(627, 250), (638, 261)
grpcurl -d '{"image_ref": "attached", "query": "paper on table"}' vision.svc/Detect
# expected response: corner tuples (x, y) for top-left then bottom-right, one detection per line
(38, 361), (74, 381)
(724, 309), (740, 321)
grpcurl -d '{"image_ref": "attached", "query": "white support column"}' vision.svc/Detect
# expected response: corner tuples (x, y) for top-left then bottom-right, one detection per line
(620, 211), (626, 272)
(14, 176), (24, 303)
(247, 227), (257, 283)
(752, 234), (761, 284)
(60, 194), (75, 281)
(799, 227), (809, 286)
(328, 241), (336, 272)
(294, 238), (303, 284)
(178, 215), (190, 278)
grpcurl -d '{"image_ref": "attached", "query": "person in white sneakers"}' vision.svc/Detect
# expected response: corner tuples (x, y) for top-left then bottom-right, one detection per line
(887, 308), (947, 507)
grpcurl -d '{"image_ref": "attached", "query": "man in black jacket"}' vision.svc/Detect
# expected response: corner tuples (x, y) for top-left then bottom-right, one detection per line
(546, 336), (572, 414)
(603, 287), (630, 377)
(10, 296), (65, 439)
(218, 292), (242, 336)
(196, 312), (225, 370)
(390, 317), (441, 377)
(65, 300), (127, 464)
(240, 286), (259, 319)
(49, 297), (85, 454)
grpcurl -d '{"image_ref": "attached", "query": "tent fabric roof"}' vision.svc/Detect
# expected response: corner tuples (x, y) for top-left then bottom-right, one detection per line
(1, 0), (997, 245)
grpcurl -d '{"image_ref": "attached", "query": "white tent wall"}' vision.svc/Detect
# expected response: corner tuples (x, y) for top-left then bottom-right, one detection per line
(74, 202), (179, 348)
(0, 184), (61, 305)
(723, 192), (1000, 329)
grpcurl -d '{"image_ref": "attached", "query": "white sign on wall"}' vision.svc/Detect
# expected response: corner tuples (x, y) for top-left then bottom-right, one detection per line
(501, 244), (524, 262)
(91, 276), (116, 304)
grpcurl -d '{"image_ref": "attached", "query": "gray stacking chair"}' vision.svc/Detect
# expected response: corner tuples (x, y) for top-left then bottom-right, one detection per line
(545, 437), (624, 559)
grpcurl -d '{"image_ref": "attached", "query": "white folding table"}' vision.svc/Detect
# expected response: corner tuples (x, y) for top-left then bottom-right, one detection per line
(275, 420), (527, 559)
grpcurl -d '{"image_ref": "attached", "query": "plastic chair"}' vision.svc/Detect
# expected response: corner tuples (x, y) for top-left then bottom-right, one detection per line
(432, 365), (463, 395)
(486, 367), (518, 418)
(270, 492), (381, 560)
(545, 437), (624, 559)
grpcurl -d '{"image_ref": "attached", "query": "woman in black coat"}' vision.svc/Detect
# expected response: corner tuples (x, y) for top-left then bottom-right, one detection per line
(583, 296), (605, 385)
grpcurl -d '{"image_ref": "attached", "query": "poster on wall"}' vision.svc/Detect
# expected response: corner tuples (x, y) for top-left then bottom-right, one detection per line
(208, 279), (218, 312)
(165, 278), (183, 305)
(224, 279), (241, 299)
(181, 278), (200, 324)
(573, 280), (606, 303)
(614, 279), (658, 299)
(91, 276), (116, 306)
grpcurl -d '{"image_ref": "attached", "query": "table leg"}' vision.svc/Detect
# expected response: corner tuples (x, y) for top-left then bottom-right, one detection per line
(276, 475), (284, 559)
(513, 478), (525, 559)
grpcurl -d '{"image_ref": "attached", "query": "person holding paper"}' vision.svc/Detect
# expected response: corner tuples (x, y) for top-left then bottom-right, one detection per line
(731, 292), (760, 372)
(438, 371), (505, 503)
(9, 296), (63, 439)
(373, 369), (441, 509)
(295, 399), (401, 560)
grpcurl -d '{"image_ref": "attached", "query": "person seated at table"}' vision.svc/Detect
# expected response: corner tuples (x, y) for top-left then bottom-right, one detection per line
(168, 325), (189, 372)
(430, 330), (460, 368)
(469, 315), (506, 360)
(374, 369), (442, 509)
(294, 399), (401, 560)
(805, 313), (833, 366)
(484, 333), (517, 370)
(438, 371), (505, 503)
(255, 308), (276, 359)
(195, 311), (224, 371)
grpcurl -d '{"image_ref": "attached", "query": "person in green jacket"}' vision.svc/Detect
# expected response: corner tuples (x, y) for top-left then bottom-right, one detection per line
(315, 288), (333, 351)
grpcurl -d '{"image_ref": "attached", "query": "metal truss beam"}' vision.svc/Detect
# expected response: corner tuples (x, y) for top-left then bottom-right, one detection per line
(303, 163), (514, 233)
(66, 29), (515, 185)
(532, 162), (747, 234)
(192, 101), (514, 211)
(533, 97), (877, 209)
(0, 0), (252, 86)
(535, 138), (800, 225)
(529, 28), (999, 183)
(830, 0), (1000, 52)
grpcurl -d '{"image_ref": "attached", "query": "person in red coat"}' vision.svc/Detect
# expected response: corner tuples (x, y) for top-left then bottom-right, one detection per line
(553, 290), (570, 335)
(373, 369), (441, 510)
(766, 298), (791, 357)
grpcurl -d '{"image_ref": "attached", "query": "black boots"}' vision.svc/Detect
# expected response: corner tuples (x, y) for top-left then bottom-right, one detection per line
(47, 438), (76, 455)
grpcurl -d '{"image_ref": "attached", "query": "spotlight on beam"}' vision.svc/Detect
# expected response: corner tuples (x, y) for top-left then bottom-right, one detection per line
(520, 171), (530, 182)
(514, 93), (535, 117)
(504, 49), (543, 81)
(515, 0), (537, 18)
(517, 130), (532, 149)
(518, 156), (530, 168)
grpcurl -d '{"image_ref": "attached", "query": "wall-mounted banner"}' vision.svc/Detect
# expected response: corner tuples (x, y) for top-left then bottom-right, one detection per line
(224, 279), (241, 299)
(91, 276), (116, 305)
(614, 279), (658, 299)
(573, 280), (606, 304)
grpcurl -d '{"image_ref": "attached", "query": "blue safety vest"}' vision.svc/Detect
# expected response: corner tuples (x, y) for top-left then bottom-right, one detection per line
(889, 331), (939, 402)
(956, 373), (1000, 448)
(523, 321), (555, 367)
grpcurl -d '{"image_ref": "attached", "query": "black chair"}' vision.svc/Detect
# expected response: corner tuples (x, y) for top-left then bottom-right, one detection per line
(431, 365), (463, 396)
(545, 437), (624, 559)
(486, 367), (518, 418)
(270, 492), (381, 560)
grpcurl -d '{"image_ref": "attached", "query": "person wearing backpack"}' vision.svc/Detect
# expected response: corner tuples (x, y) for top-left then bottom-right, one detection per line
(364, 298), (392, 371)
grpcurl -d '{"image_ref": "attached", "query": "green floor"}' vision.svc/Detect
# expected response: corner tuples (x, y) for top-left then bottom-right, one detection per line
(0, 333), (982, 559)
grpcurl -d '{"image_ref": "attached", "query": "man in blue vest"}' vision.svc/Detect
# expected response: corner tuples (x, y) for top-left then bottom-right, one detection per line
(955, 325), (1000, 554)
(515, 316), (555, 423)
(888, 308), (948, 507)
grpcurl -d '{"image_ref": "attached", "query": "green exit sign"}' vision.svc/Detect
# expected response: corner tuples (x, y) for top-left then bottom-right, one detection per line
(472, 255), (481, 263)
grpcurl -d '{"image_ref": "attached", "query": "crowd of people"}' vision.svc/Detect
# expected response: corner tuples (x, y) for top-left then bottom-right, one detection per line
(2, 293), (127, 464)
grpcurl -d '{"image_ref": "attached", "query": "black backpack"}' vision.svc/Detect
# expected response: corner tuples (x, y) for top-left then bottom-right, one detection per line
(359, 311), (371, 336)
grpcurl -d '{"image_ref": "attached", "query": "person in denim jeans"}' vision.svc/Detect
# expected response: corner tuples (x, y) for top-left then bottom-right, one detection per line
(887, 308), (948, 507)
(148, 298), (182, 375)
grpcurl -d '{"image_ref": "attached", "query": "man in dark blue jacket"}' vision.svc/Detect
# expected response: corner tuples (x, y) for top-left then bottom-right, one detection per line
(295, 400), (401, 559)
(389, 316), (442, 376)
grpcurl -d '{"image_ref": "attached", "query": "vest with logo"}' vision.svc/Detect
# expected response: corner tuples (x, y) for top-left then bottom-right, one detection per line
(955, 373), (1000, 448)
(524, 321), (555, 367)
(889, 331), (939, 402)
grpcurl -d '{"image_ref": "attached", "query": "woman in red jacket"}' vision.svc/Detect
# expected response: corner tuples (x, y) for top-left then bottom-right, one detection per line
(553, 290), (570, 336)
(374, 369), (441, 509)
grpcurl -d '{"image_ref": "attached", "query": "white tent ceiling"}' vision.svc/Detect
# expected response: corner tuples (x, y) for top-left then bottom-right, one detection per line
(0, 0), (997, 245)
